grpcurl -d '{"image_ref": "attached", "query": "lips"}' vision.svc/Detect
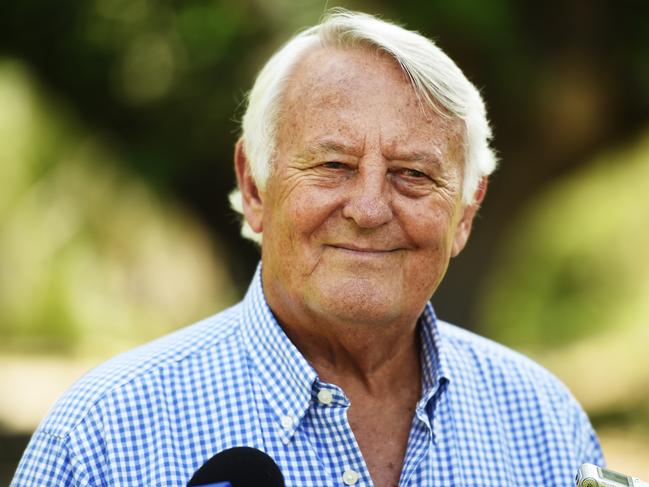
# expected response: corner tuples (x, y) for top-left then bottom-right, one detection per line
(327, 243), (401, 253)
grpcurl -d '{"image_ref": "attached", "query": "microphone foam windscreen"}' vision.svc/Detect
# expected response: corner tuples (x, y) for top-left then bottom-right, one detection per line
(187, 447), (285, 487)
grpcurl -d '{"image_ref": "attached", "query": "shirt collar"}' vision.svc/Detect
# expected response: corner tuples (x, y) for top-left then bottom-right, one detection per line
(417, 303), (451, 414)
(240, 265), (317, 444)
(240, 264), (450, 442)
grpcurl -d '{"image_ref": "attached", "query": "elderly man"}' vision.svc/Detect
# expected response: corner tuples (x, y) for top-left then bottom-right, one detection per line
(13, 10), (603, 487)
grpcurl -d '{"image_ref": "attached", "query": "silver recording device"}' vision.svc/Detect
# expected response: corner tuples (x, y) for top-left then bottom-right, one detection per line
(576, 464), (649, 487)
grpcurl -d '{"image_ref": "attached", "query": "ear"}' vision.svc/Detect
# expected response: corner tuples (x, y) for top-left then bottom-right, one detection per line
(451, 177), (488, 257)
(234, 138), (264, 234)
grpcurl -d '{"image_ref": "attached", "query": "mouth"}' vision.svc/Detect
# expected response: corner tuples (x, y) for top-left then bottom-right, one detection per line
(326, 244), (402, 255)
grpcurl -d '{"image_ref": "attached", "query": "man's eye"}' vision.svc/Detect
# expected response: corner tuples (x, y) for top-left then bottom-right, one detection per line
(321, 161), (347, 169)
(400, 168), (428, 179)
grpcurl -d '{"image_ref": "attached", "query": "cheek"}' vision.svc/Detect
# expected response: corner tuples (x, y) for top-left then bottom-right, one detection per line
(399, 202), (457, 250)
(402, 208), (458, 296)
(265, 186), (339, 252)
(288, 188), (341, 236)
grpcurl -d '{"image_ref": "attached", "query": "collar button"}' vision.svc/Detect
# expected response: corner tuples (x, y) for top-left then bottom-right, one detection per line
(280, 415), (294, 430)
(317, 389), (334, 405)
(342, 469), (360, 485)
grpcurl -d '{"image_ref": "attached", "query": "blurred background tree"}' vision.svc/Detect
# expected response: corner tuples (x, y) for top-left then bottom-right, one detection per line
(1, 0), (648, 482)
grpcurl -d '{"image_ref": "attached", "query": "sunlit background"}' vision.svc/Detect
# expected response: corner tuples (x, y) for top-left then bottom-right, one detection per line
(1, 0), (648, 483)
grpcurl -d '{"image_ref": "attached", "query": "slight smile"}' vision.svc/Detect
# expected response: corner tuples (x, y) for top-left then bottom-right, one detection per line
(326, 244), (403, 255)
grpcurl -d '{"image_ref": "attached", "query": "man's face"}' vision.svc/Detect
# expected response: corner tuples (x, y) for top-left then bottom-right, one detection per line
(240, 47), (482, 328)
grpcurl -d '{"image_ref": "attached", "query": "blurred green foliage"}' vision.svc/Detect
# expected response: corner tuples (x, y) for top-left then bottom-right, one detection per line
(477, 133), (649, 349)
(0, 61), (236, 354)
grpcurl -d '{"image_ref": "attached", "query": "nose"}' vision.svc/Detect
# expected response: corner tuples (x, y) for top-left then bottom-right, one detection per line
(341, 165), (393, 228)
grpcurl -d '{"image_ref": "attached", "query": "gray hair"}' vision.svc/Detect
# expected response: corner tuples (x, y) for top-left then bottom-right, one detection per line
(229, 9), (497, 243)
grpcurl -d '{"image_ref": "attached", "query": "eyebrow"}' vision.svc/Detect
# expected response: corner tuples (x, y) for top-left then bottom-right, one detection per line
(299, 140), (361, 158)
(390, 150), (445, 170)
(294, 139), (444, 168)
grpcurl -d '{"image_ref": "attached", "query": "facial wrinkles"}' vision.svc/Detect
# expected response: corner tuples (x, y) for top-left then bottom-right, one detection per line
(288, 140), (460, 252)
(265, 176), (324, 282)
(277, 48), (466, 231)
(327, 141), (416, 250)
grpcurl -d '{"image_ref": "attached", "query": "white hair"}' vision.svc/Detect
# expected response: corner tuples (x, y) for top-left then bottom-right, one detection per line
(229, 8), (497, 243)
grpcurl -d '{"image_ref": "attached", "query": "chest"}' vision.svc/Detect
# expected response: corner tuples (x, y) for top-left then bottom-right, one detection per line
(97, 363), (586, 486)
(347, 402), (417, 487)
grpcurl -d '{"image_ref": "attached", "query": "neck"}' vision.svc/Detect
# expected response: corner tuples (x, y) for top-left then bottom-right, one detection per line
(270, 303), (423, 396)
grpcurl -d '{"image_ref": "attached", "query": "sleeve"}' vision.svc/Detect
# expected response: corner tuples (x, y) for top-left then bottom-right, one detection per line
(11, 431), (77, 486)
(11, 406), (107, 487)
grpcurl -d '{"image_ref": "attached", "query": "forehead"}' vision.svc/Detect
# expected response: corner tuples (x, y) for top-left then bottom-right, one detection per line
(276, 46), (464, 157)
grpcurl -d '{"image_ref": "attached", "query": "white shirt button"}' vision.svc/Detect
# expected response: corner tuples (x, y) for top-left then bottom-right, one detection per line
(317, 389), (333, 405)
(280, 415), (294, 430)
(342, 468), (360, 485)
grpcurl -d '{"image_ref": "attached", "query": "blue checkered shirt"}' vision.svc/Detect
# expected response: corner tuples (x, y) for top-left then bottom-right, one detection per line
(13, 266), (604, 486)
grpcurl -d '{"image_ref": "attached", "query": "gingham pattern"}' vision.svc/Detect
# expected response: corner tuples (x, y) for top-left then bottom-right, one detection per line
(12, 266), (604, 486)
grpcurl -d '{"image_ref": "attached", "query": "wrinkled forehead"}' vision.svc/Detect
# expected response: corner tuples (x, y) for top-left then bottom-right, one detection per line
(275, 46), (465, 157)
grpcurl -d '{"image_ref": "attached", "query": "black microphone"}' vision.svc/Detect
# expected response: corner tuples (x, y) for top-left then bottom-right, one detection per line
(187, 447), (285, 487)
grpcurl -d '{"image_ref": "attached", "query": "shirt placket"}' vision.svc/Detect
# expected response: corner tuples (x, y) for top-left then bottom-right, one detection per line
(306, 382), (373, 486)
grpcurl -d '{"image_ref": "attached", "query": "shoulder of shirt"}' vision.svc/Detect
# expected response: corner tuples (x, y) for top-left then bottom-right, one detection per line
(36, 302), (245, 439)
(437, 320), (576, 401)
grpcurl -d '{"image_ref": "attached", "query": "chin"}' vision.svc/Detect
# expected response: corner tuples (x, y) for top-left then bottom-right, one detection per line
(312, 276), (404, 326)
